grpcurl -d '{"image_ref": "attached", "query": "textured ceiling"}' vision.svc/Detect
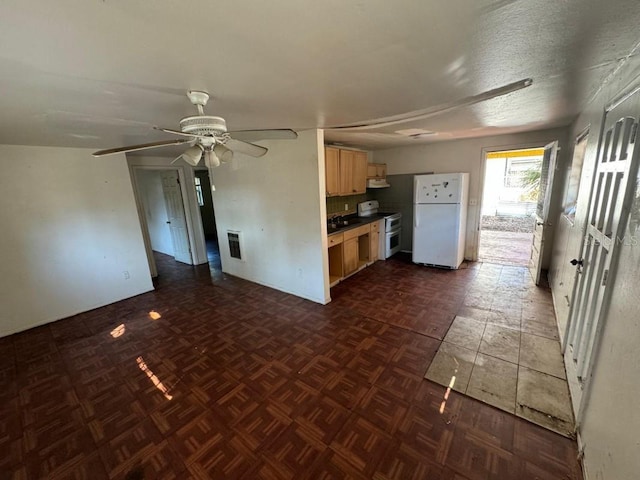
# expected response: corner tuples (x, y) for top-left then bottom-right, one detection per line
(0, 0), (639, 153)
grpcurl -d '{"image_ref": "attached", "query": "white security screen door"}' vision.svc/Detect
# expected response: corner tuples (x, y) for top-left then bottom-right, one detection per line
(160, 171), (192, 264)
(565, 88), (640, 415)
(529, 141), (559, 284)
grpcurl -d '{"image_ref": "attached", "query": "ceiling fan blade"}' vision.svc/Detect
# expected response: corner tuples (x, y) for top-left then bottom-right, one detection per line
(225, 138), (268, 157)
(92, 139), (191, 157)
(227, 129), (298, 142)
(153, 126), (202, 138)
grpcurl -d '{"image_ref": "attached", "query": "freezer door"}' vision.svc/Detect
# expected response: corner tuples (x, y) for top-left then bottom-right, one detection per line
(412, 203), (461, 267)
(414, 174), (462, 204)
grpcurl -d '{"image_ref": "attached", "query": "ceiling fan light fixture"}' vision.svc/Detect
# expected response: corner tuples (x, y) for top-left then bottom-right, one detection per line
(204, 149), (220, 168)
(213, 144), (234, 163)
(181, 144), (204, 166)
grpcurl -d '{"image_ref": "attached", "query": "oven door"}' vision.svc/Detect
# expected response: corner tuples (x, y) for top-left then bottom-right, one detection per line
(385, 214), (402, 232)
(385, 228), (402, 258)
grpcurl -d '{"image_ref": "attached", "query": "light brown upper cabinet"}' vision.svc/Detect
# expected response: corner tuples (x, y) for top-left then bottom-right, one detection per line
(352, 151), (368, 194)
(367, 163), (387, 179)
(325, 147), (340, 196)
(325, 146), (368, 196)
(339, 149), (355, 195)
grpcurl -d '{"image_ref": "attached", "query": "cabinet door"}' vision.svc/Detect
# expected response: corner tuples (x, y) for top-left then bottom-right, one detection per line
(367, 163), (377, 178)
(325, 147), (340, 196)
(377, 164), (387, 178)
(370, 230), (379, 262)
(352, 151), (368, 194)
(339, 149), (355, 195)
(343, 237), (359, 275)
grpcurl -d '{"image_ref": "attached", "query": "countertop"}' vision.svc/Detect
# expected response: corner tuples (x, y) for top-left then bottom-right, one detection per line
(327, 215), (384, 236)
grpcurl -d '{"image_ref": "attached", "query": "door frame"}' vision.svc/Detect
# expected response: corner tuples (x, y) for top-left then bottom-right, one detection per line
(475, 141), (552, 262)
(129, 165), (202, 276)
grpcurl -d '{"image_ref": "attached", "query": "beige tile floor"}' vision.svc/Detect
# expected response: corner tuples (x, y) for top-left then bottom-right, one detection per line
(425, 265), (575, 438)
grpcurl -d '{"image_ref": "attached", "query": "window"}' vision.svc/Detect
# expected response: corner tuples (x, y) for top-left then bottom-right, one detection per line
(504, 158), (542, 188)
(563, 130), (589, 224)
(194, 177), (204, 206)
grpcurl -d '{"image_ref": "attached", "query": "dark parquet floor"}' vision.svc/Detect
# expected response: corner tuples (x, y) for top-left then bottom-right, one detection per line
(1, 252), (583, 479)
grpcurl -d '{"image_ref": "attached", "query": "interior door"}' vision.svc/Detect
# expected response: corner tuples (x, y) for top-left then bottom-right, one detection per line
(528, 141), (559, 284)
(160, 171), (192, 264)
(565, 92), (640, 416)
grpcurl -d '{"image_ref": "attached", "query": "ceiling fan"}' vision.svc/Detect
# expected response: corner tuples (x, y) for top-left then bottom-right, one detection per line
(92, 90), (298, 168)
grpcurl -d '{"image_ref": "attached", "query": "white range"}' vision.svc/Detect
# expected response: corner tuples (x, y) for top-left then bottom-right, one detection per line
(358, 200), (402, 259)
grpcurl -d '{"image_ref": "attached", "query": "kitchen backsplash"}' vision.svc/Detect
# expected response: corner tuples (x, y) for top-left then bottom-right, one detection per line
(326, 193), (370, 216)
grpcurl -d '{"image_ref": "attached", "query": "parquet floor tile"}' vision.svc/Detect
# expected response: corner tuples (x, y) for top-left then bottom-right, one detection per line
(1, 252), (583, 479)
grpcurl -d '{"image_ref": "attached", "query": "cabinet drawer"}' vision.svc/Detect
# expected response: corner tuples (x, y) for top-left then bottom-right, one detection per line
(328, 233), (344, 246)
(343, 224), (371, 240)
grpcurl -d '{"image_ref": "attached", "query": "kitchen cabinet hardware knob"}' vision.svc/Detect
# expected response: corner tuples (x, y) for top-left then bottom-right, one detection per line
(537, 221), (544, 226)
(166, 221), (171, 224)
(570, 258), (583, 267)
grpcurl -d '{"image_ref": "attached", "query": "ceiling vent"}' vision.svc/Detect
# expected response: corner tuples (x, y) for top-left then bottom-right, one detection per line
(394, 128), (438, 139)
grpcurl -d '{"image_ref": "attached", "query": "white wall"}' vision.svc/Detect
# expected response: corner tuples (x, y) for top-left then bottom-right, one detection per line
(548, 55), (640, 480)
(0, 145), (153, 337)
(136, 169), (173, 255)
(373, 127), (569, 260)
(211, 129), (330, 304)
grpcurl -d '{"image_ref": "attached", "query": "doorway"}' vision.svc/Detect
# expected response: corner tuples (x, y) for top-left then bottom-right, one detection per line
(479, 148), (545, 266)
(194, 169), (221, 271)
(133, 168), (193, 276)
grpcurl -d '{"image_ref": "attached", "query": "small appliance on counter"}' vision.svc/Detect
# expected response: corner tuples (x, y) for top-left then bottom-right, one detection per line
(412, 173), (469, 269)
(358, 200), (402, 258)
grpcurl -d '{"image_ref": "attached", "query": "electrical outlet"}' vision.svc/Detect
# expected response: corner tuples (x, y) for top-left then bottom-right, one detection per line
(469, 199), (478, 206)
(344, 203), (348, 211)
(123, 271), (130, 280)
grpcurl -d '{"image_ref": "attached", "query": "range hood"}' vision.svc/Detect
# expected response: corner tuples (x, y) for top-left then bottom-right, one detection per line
(367, 178), (391, 189)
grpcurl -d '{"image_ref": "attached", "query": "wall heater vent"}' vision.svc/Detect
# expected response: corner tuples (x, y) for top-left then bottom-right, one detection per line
(227, 231), (242, 260)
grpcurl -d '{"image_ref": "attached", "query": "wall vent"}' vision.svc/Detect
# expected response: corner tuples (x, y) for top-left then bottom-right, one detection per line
(227, 231), (242, 260)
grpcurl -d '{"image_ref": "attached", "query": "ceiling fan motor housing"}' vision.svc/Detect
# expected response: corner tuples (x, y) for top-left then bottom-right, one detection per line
(180, 115), (228, 136)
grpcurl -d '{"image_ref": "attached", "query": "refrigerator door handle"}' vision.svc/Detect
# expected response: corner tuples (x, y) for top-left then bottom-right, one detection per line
(415, 211), (419, 228)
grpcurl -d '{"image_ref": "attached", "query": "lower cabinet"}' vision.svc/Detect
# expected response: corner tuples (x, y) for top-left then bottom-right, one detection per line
(328, 220), (384, 287)
(370, 220), (380, 262)
(343, 237), (359, 276)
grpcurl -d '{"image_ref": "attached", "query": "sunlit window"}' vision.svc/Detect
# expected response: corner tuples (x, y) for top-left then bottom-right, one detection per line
(563, 130), (589, 224)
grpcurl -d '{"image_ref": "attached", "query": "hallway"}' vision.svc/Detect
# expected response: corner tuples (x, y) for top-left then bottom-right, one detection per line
(2, 253), (582, 479)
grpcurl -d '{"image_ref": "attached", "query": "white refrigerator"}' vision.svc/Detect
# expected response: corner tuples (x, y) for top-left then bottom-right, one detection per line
(412, 173), (469, 269)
